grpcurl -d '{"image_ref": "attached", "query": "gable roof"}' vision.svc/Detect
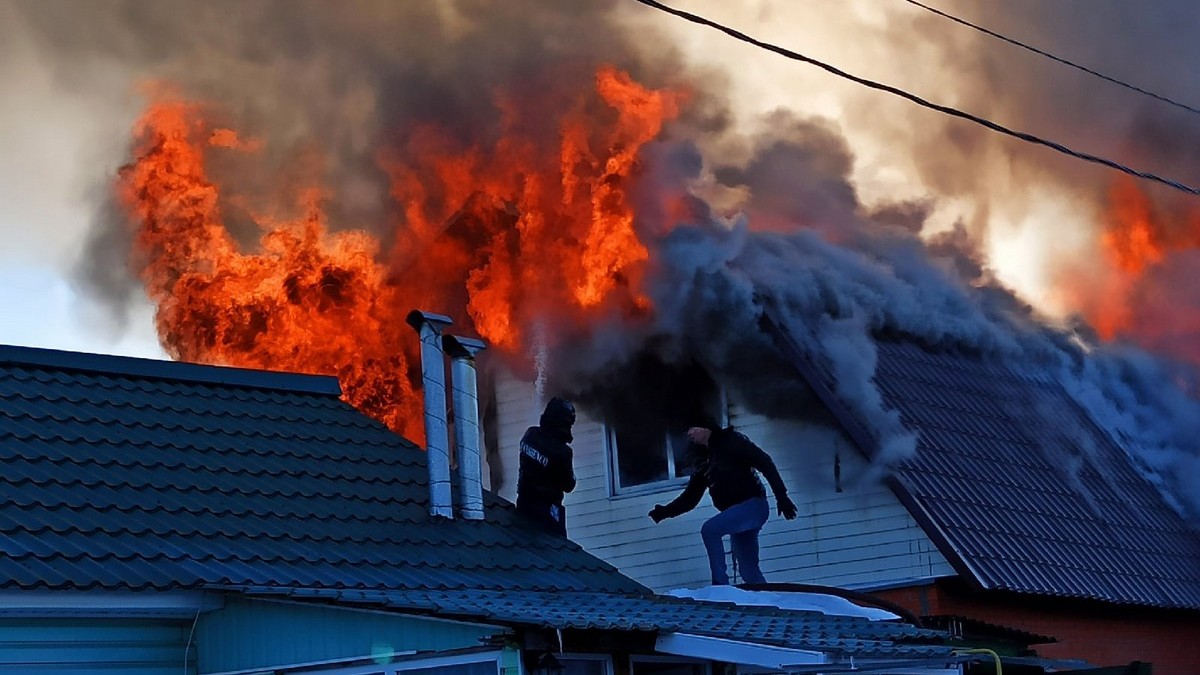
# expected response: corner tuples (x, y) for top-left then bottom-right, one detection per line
(766, 316), (1200, 611)
(0, 344), (643, 595)
(0, 343), (956, 663)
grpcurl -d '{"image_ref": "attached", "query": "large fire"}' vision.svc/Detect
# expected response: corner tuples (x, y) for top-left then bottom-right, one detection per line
(118, 61), (1200, 439)
(1062, 175), (1200, 364)
(117, 67), (684, 439)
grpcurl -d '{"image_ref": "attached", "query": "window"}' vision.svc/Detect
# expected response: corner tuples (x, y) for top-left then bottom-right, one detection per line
(629, 655), (710, 675)
(606, 360), (725, 493)
(558, 654), (613, 675)
(609, 419), (700, 489)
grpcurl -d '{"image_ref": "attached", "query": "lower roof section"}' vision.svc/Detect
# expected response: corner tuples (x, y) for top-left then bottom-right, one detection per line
(216, 585), (955, 661)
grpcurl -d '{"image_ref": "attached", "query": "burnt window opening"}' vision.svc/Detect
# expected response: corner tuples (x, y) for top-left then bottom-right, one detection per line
(603, 358), (725, 494)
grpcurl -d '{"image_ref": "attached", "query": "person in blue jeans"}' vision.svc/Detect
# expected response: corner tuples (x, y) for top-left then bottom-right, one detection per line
(648, 421), (797, 585)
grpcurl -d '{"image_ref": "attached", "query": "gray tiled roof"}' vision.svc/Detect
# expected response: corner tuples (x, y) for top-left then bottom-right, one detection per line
(0, 344), (643, 595)
(218, 586), (952, 659)
(0, 344), (953, 660)
(773, 322), (1200, 610)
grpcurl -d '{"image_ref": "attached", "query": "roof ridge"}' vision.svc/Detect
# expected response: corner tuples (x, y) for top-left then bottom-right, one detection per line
(0, 344), (341, 397)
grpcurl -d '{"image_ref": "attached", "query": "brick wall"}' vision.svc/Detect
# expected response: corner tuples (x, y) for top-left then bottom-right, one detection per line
(873, 580), (1200, 675)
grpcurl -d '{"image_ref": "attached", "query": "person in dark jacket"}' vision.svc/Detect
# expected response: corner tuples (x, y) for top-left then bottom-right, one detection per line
(648, 421), (797, 585)
(516, 397), (577, 536)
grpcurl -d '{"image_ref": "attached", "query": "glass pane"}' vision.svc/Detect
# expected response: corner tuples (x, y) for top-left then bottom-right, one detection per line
(561, 658), (607, 675)
(667, 425), (700, 479)
(615, 424), (668, 487)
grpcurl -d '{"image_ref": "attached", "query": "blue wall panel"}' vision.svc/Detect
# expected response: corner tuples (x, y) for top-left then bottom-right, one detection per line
(196, 598), (502, 674)
(0, 618), (195, 674)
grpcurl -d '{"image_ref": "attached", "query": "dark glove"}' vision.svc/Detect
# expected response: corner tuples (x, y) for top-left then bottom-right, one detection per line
(777, 494), (798, 520)
(649, 505), (667, 523)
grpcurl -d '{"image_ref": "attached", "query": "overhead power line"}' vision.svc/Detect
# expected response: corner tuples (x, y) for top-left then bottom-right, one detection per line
(904, 0), (1200, 119)
(630, 0), (1200, 197)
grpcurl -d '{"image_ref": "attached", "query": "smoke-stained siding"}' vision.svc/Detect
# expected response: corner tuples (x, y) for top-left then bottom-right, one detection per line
(488, 368), (953, 592)
(723, 406), (953, 589)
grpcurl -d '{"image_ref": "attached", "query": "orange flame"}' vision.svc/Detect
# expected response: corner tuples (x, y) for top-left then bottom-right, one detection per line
(1061, 175), (1198, 350)
(1102, 176), (1165, 276)
(117, 68), (684, 437)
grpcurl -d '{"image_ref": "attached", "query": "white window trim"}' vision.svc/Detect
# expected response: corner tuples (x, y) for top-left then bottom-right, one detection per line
(606, 423), (692, 497)
(605, 389), (728, 497)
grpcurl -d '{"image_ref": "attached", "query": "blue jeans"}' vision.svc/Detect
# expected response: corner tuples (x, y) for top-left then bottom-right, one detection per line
(701, 497), (769, 585)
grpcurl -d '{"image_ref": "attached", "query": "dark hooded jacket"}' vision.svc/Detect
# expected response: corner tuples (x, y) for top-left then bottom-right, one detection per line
(656, 426), (788, 517)
(516, 397), (577, 508)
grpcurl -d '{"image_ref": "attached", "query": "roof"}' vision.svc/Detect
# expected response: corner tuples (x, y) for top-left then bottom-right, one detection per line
(920, 614), (1057, 647)
(0, 344), (642, 595)
(220, 586), (951, 660)
(0, 343), (954, 661)
(767, 317), (1200, 611)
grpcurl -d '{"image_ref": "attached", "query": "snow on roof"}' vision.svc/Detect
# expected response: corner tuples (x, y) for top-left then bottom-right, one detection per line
(666, 586), (901, 621)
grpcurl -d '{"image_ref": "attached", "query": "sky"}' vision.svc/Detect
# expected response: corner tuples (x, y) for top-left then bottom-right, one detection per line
(2, 0), (1200, 362)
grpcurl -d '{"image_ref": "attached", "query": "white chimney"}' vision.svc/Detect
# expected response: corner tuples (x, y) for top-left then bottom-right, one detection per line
(443, 334), (487, 520)
(406, 309), (454, 519)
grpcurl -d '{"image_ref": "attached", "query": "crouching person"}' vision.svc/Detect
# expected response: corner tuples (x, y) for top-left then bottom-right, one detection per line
(649, 420), (797, 585)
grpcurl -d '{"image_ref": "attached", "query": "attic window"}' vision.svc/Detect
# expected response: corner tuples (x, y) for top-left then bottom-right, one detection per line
(604, 360), (725, 494)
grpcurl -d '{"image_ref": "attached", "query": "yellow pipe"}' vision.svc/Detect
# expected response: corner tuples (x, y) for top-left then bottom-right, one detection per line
(953, 648), (1002, 675)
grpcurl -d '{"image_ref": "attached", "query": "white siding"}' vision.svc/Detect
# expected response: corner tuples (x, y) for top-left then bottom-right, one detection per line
(486, 369), (954, 593)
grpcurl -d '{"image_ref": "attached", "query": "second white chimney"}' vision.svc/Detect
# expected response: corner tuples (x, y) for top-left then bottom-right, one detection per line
(443, 334), (487, 520)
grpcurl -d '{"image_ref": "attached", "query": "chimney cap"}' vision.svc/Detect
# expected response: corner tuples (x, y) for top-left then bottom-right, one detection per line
(406, 309), (454, 331)
(443, 334), (487, 359)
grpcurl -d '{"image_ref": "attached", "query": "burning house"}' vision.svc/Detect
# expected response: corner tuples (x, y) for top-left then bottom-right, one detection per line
(5, 0), (1200, 672)
(479, 222), (1200, 672)
(0, 341), (975, 674)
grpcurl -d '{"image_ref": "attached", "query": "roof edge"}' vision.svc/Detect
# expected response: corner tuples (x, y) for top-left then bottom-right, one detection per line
(0, 589), (223, 618)
(0, 344), (342, 397)
(757, 307), (988, 590)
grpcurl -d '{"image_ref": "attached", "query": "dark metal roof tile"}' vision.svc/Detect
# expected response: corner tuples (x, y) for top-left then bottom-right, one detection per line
(1, 346), (650, 598)
(831, 340), (1200, 609)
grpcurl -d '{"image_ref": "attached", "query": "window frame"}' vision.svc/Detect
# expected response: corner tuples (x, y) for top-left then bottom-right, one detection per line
(285, 646), (503, 675)
(606, 388), (728, 497)
(557, 653), (615, 675)
(627, 654), (712, 675)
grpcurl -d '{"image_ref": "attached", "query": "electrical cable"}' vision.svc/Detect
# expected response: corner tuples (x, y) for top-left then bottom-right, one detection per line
(183, 605), (201, 675)
(903, 0), (1200, 118)
(630, 0), (1200, 197)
